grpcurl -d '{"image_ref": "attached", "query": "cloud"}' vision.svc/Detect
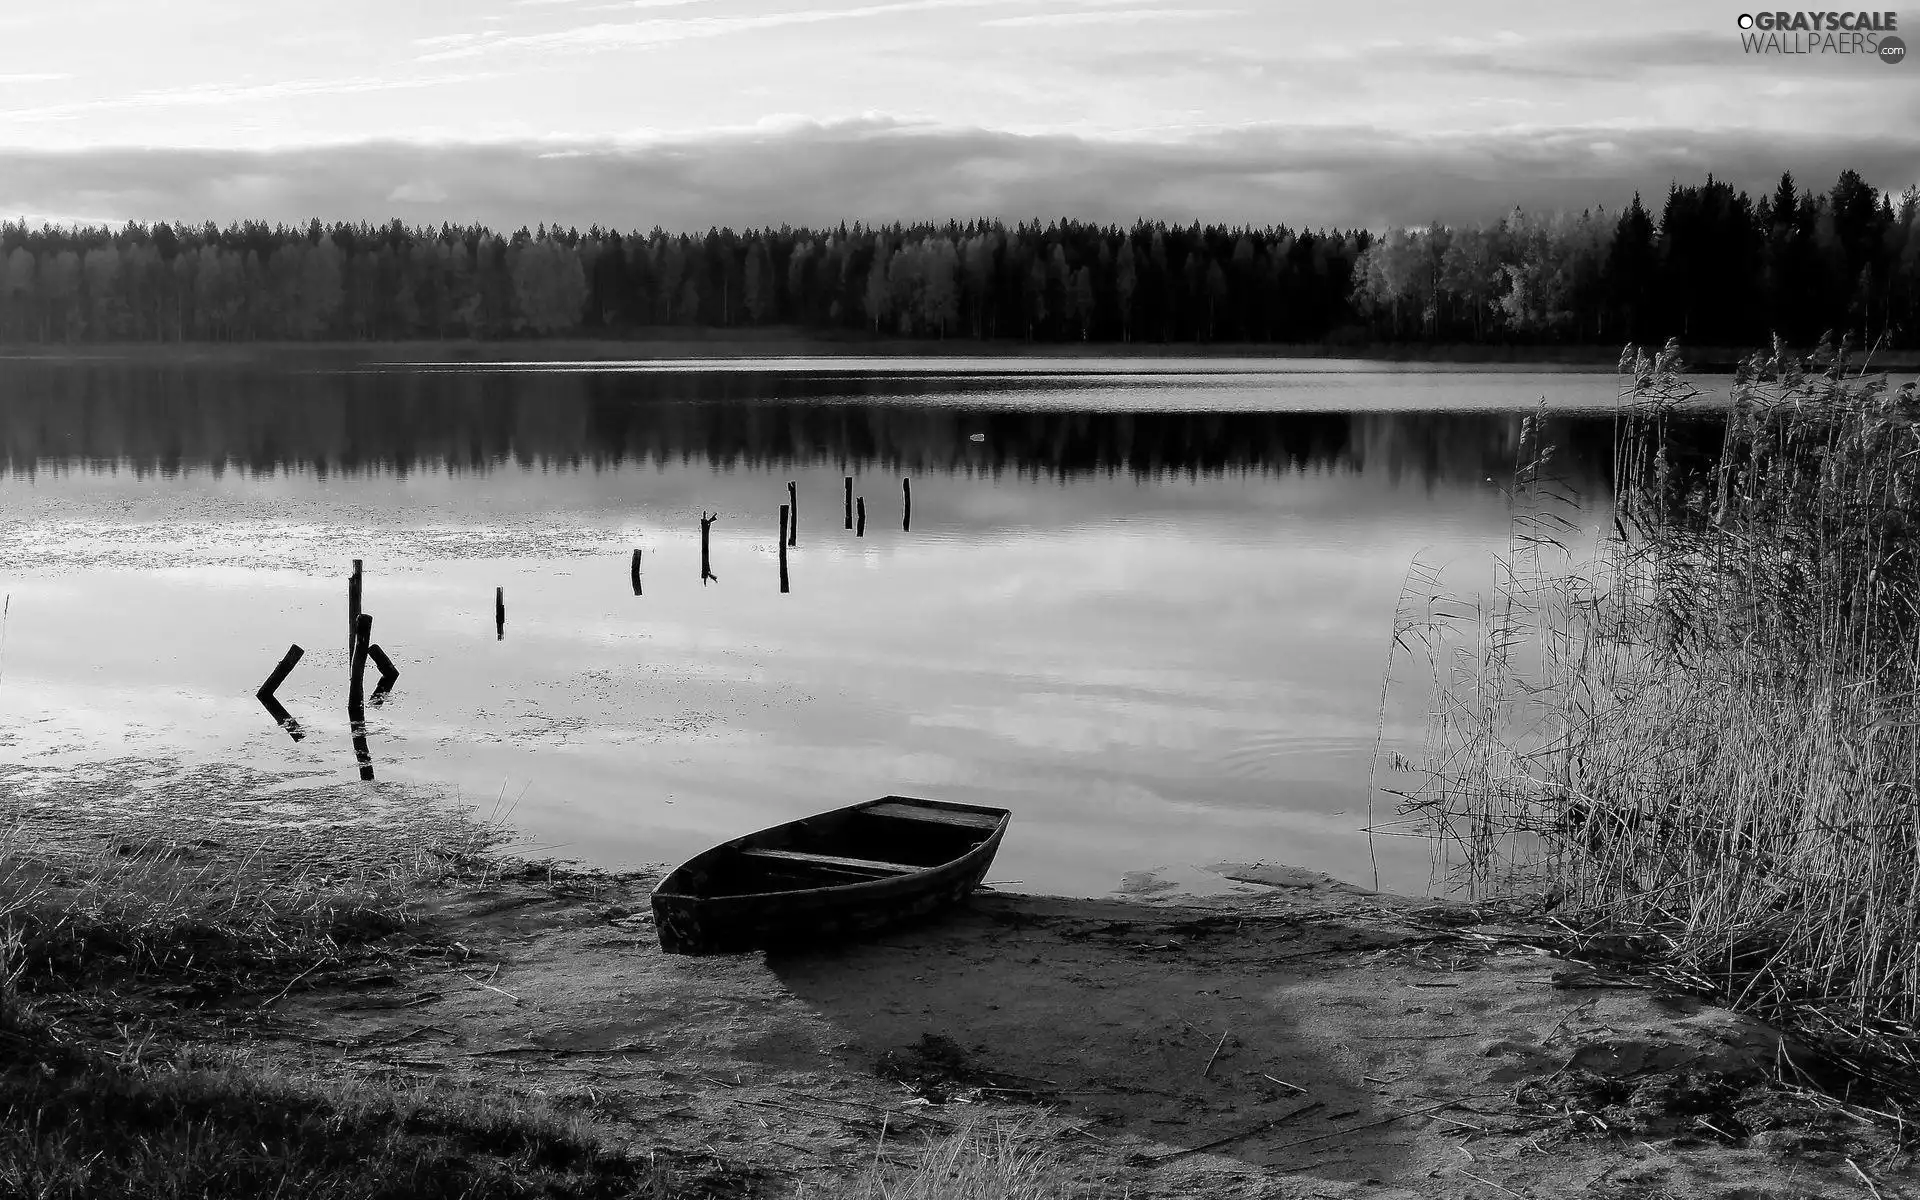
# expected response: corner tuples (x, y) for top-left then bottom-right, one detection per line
(411, 0), (1179, 60)
(982, 8), (1234, 26)
(2, 118), (1916, 234)
(2, 75), (493, 123)
(0, 73), (71, 84)
(387, 181), (450, 203)
(416, 0), (1020, 60)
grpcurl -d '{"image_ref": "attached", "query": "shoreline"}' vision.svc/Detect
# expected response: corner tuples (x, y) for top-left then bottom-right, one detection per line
(6, 335), (1913, 371)
(2, 797), (1909, 1198)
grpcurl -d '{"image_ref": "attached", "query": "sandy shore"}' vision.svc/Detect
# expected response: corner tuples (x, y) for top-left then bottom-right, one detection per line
(233, 862), (1910, 1199)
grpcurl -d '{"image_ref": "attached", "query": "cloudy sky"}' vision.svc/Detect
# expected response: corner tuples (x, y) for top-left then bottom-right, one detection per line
(1, 0), (1916, 231)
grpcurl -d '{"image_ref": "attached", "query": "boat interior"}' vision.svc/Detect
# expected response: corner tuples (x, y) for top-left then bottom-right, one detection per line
(668, 800), (1005, 898)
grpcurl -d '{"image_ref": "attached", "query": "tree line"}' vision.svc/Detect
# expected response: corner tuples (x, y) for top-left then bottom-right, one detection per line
(1, 168), (1915, 348)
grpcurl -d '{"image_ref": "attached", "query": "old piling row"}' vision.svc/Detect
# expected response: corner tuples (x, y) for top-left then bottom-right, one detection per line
(254, 558), (414, 774)
(260, 482), (920, 768)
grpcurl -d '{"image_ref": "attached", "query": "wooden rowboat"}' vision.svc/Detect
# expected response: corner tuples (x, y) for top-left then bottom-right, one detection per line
(651, 796), (1012, 955)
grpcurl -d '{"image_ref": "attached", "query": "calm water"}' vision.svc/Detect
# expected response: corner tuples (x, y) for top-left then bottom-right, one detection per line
(0, 358), (1624, 896)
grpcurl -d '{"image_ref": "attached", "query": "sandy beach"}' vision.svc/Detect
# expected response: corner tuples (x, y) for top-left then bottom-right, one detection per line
(231, 859), (1913, 1199)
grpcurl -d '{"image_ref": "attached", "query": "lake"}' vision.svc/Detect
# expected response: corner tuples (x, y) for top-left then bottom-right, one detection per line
(0, 357), (1626, 897)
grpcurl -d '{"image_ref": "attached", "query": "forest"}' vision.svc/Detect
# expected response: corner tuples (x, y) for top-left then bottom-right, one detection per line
(1, 168), (1916, 349)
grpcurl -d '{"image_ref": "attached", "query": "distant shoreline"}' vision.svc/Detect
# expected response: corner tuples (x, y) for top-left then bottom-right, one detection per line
(6, 334), (1912, 371)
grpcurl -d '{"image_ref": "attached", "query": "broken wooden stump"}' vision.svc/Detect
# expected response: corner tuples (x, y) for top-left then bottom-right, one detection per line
(495, 587), (505, 639)
(902, 478), (911, 532)
(856, 496), (866, 537)
(844, 477), (853, 529)
(631, 548), (643, 596)
(778, 504), (790, 593)
(367, 644), (400, 704)
(787, 481), (798, 546)
(256, 643), (305, 741)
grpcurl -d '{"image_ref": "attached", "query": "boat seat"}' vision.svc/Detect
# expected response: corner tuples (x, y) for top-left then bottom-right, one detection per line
(737, 848), (919, 875)
(863, 801), (1002, 830)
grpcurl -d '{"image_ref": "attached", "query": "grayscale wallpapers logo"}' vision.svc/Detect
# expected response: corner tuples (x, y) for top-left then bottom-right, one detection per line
(1736, 10), (1905, 60)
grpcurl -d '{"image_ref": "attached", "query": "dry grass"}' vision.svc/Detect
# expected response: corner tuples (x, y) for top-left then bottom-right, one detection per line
(0, 770), (770, 1199)
(0, 1046), (757, 1200)
(832, 1113), (1121, 1200)
(1383, 336), (1920, 1101)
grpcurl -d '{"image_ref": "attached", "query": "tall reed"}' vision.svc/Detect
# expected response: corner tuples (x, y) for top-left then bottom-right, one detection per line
(1385, 337), (1920, 1085)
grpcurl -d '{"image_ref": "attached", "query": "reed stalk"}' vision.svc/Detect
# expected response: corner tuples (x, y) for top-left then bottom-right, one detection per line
(1383, 336), (1920, 1093)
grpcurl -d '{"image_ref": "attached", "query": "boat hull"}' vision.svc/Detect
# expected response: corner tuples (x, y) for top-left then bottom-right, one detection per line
(651, 797), (1010, 955)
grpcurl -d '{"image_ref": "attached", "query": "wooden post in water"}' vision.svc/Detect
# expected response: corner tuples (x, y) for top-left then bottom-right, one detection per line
(631, 548), (643, 596)
(856, 496), (866, 537)
(778, 504), (790, 593)
(787, 481), (798, 546)
(902, 478), (911, 532)
(351, 728), (374, 781)
(347, 559), (362, 657)
(700, 512), (719, 584)
(256, 644), (305, 741)
(348, 614), (375, 779)
(494, 587), (505, 640)
(348, 613), (372, 718)
(844, 477), (853, 529)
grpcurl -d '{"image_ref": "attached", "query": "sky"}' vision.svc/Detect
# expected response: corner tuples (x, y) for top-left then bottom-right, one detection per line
(0, 0), (1917, 231)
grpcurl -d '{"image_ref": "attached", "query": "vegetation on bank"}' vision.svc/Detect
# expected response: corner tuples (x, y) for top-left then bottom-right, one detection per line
(2, 168), (1916, 349)
(0, 822), (756, 1199)
(1391, 336), (1920, 1100)
(0, 818), (1099, 1199)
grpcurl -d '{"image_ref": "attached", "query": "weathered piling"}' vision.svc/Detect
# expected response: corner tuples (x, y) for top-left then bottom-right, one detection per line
(495, 587), (505, 640)
(349, 614), (376, 780)
(902, 478), (912, 532)
(367, 644), (400, 704)
(779, 504), (790, 593)
(256, 643), (305, 741)
(844, 477), (853, 529)
(631, 548), (643, 596)
(348, 613), (373, 718)
(347, 559), (362, 657)
(788, 481), (798, 546)
(350, 727), (374, 781)
(700, 512), (719, 583)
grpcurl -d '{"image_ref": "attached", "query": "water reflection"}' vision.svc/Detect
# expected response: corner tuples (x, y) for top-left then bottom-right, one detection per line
(0, 364), (1616, 492)
(0, 361), (1627, 896)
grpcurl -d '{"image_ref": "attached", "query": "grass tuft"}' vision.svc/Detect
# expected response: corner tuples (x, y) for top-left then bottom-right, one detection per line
(836, 1113), (1120, 1200)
